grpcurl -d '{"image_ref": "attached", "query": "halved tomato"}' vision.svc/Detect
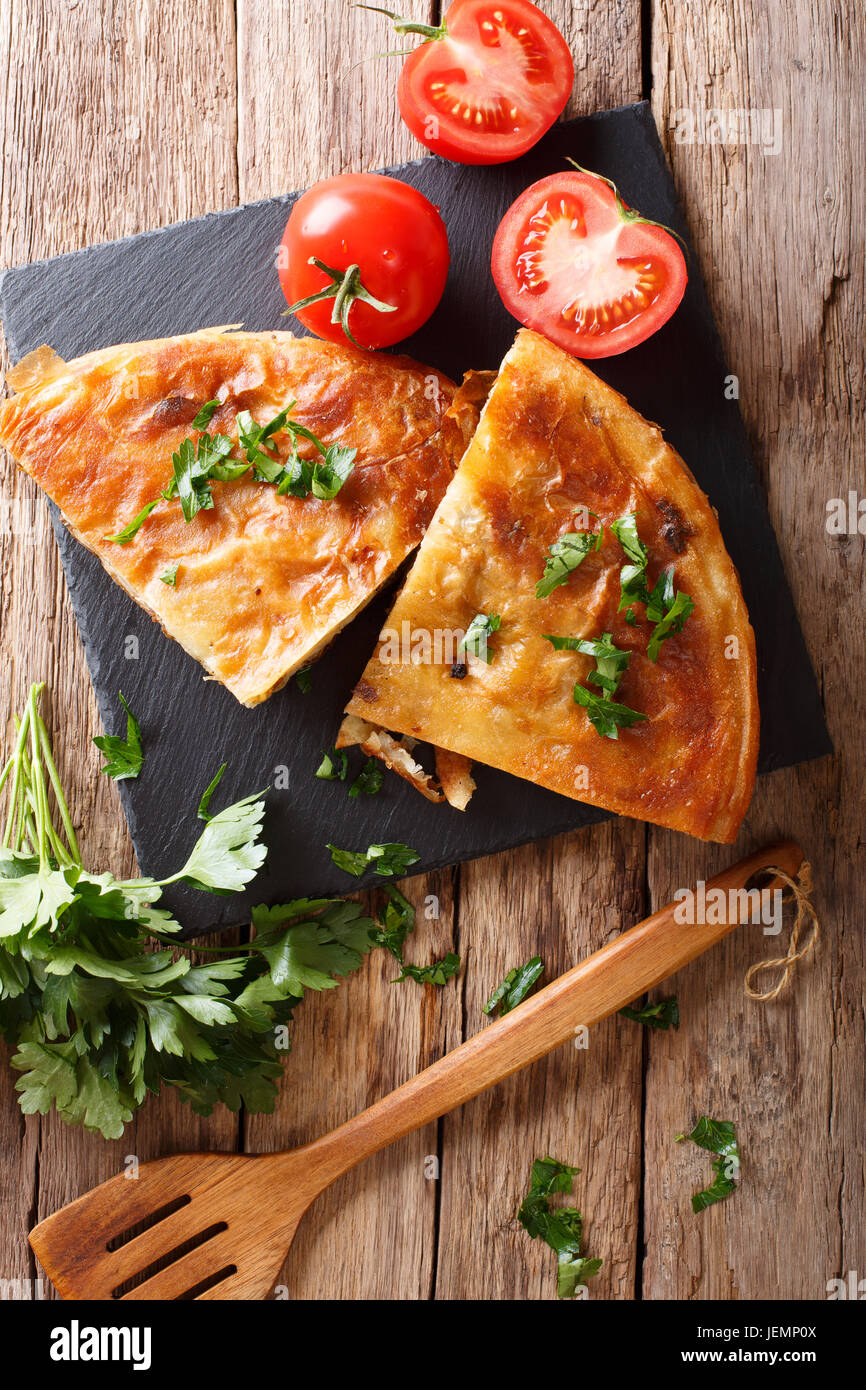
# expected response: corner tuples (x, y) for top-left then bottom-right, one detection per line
(491, 168), (688, 357)
(369, 0), (574, 165)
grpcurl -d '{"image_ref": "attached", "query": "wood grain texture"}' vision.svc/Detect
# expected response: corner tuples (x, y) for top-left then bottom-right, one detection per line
(642, 0), (865, 1298)
(433, 0), (646, 1302)
(0, 0), (241, 1298)
(29, 845), (798, 1300)
(234, 0), (465, 1302)
(1, 0), (862, 1305)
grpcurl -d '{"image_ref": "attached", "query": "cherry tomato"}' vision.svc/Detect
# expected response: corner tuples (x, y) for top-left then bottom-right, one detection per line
(491, 168), (688, 358)
(279, 173), (450, 350)
(372, 0), (574, 165)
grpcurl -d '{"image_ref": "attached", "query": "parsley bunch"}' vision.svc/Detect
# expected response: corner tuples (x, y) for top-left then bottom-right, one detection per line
(0, 685), (387, 1139)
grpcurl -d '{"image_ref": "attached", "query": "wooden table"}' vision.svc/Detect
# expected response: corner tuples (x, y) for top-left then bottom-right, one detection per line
(1, 1), (862, 1301)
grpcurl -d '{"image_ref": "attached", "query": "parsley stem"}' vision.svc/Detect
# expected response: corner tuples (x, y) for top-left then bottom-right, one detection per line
(2, 699), (36, 851)
(28, 687), (53, 866)
(36, 712), (81, 866)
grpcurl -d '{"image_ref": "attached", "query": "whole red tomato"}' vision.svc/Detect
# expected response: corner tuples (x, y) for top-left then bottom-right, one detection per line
(279, 173), (450, 350)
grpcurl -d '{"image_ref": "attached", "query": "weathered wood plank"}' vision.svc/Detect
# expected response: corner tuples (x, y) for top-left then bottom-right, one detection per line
(433, 0), (646, 1301)
(642, 0), (865, 1297)
(0, 0), (241, 1296)
(236, 0), (464, 1301)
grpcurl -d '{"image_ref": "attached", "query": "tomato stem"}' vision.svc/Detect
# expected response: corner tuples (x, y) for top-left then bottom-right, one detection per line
(565, 159), (690, 260)
(282, 256), (397, 350)
(353, 4), (448, 41)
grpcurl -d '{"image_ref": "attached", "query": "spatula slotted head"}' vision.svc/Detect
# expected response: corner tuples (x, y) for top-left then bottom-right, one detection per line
(29, 1151), (309, 1301)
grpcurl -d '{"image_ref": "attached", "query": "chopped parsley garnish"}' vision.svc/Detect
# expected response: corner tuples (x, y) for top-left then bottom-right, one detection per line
(197, 762), (227, 820)
(619, 995), (679, 1029)
(159, 562), (179, 586)
(171, 430), (236, 522)
(316, 748), (349, 782)
(610, 513), (651, 620)
(573, 685), (647, 739)
(109, 399), (357, 545)
(328, 841), (420, 879)
(294, 666), (313, 693)
(545, 632), (646, 740)
(192, 399), (221, 430)
(646, 575), (695, 662)
(483, 957), (544, 1016)
(677, 1117), (740, 1213)
(105, 498), (161, 545)
(536, 522), (602, 599)
(458, 612), (501, 665)
(373, 885), (415, 961)
(393, 952), (461, 986)
(517, 1157), (603, 1299)
(348, 757), (383, 798)
(92, 691), (144, 781)
(611, 512), (694, 657)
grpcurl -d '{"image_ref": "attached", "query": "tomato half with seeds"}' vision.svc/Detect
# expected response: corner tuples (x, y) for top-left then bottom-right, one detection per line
(491, 168), (688, 357)
(374, 0), (574, 165)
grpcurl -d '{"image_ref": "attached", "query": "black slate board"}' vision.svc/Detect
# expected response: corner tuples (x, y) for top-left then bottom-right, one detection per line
(0, 102), (830, 934)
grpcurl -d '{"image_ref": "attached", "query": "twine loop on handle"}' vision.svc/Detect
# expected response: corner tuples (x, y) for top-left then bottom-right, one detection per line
(744, 861), (820, 1001)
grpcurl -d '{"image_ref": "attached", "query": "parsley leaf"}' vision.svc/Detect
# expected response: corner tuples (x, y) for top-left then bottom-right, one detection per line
(310, 444), (358, 500)
(197, 763), (227, 821)
(316, 749), (349, 781)
(458, 612), (501, 665)
(546, 632), (646, 739)
(393, 952), (461, 986)
(372, 885), (415, 961)
(483, 957), (544, 1016)
(545, 631), (631, 698)
(105, 498), (161, 545)
(610, 512), (650, 619)
(192, 399), (221, 430)
(619, 995), (680, 1029)
(250, 899), (377, 997)
(536, 524), (602, 599)
(166, 790), (267, 894)
(573, 685), (647, 740)
(171, 432), (234, 522)
(92, 691), (144, 781)
(517, 1157), (603, 1299)
(328, 841), (419, 879)
(611, 514), (694, 652)
(294, 666), (313, 693)
(647, 581), (695, 662)
(677, 1117), (740, 1213)
(348, 757), (383, 798)
(159, 562), (179, 586)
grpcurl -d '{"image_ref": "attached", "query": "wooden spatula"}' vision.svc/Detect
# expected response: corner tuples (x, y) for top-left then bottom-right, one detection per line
(29, 840), (801, 1300)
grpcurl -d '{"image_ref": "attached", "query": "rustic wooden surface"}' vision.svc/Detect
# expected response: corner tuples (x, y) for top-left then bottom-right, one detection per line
(0, 0), (862, 1301)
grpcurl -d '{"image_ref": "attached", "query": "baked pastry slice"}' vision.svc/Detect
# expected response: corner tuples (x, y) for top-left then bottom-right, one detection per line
(0, 329), (477, 707)
(344, 329), (759, 842)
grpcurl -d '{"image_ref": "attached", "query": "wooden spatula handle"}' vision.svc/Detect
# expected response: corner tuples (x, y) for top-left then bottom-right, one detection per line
(293, 841), (802, 1190)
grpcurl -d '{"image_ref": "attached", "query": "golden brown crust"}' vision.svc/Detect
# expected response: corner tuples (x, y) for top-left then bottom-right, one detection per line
(346, 329), (759, 843)
(0, 329), (477, 707)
